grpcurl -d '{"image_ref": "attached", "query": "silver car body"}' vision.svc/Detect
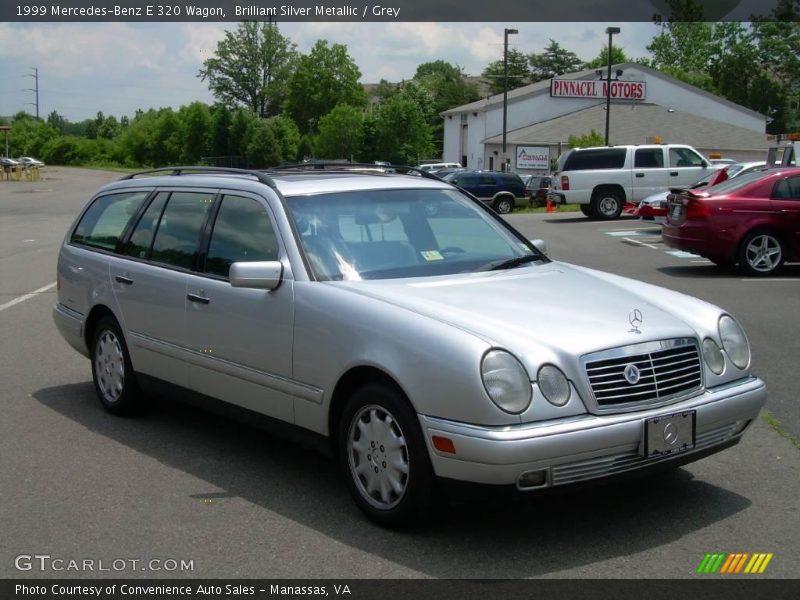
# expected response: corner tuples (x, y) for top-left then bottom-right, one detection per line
(54, 171), (766, 492)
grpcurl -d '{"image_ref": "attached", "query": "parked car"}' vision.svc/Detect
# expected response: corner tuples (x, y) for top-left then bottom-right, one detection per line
(418, 162), (462, 172)
(432, 167), (466, 178)
(443, 170), (526, 214)
(1, 157), (20, 168)
(54, 164), (766, 526)
(709, 158), (737, 165)
(663, 167), (800, 274)
(549, 144), (720, 220)
(636, 162), (766, 225)
(17, 156), (45, 167)
(524, 175), (553, 206)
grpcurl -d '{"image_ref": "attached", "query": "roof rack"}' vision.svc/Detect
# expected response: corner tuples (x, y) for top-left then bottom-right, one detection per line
(120, 166), (277, 188)
(267, 161), (444, 182)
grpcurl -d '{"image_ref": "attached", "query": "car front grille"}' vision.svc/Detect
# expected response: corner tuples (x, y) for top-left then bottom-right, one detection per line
(584, 339), (703, 411)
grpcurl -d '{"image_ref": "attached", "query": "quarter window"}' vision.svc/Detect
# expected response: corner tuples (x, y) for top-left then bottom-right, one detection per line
(71, 191), (149, 251)
(772, 176), (800, 200)
(205, 195), (279, 277)
(150, 192), (215, 269)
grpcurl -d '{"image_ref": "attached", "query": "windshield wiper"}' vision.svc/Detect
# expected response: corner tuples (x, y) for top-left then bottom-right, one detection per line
(478, 254), (543, 272)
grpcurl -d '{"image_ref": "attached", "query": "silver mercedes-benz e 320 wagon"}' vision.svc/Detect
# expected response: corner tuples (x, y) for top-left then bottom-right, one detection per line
(53, 165), (766, 526)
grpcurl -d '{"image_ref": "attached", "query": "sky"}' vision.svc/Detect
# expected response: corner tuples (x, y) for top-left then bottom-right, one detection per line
(0, 22), (661, 122)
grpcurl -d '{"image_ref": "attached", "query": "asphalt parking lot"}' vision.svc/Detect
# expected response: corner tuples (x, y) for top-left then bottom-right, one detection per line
(1, 168), (798, 580)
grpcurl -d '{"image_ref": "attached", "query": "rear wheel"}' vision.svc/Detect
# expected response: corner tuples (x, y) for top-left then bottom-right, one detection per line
(338, 381), (434, 527)
(493, 196), (514, 214)
(591, 189), (624, 220)
(90, 316), (143, 415)
(738, 230), (786, 276)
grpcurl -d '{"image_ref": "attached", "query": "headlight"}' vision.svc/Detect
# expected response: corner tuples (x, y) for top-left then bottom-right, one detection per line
(702, 338), (725, 375)
(719, 315), (750, 369)
(537, 365), (571, 406)
(481, 350), (532, 414)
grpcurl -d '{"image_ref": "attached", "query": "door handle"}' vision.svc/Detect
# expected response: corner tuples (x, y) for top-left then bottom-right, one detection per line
(670, 172), (679, 176)
(114, 275), (133, 285)
(635, 173), (645, 178)
(187, 293), (210, 305)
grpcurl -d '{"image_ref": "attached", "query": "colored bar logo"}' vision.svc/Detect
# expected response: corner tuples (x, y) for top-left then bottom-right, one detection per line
(696, 552), (773, 574)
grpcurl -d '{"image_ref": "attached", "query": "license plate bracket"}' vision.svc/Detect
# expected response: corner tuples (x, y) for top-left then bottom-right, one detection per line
(643, 411), (696, 457)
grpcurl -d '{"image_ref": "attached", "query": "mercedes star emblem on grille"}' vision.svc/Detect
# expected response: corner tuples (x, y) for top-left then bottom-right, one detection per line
(623, 363), (641, 385)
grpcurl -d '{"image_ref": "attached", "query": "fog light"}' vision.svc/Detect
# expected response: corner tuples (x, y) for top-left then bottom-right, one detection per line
(517, 469), (547, 490)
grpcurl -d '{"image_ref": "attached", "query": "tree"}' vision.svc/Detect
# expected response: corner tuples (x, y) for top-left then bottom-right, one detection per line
(265, 115), (301, 164)
(47, 111), (66, 134)
(210, 105), (233, 157)
(245, 119), (282, 167)
(568, 129), (605, 148)
(178, 102), (211, 163)
(373, 88), (434, 164)
(286, 40), (366, 133)
(97, 115), (120, 140)
(228, 109), (258, 157)
(529, 40), (584, 82)
(584, 45), (630, 70)
(316, 104), (365, 160)
(482, 49), (530, 95)
(199, 22), (298, 117)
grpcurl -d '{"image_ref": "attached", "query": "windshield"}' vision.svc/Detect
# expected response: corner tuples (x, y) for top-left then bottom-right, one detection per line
(286, 188), (539, 281)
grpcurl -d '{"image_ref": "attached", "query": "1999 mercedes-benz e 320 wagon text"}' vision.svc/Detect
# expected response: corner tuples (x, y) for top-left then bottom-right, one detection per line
(54, 165), (766, 526)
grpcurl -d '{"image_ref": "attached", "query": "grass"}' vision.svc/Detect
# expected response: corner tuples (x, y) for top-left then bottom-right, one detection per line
(514, 204), (582, 214)
(760, 409), (800, 450)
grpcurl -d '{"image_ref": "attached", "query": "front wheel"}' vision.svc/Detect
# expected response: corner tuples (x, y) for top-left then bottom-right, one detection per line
(738, 230), (785, 275)
(90, 316), (143, 415)
(493, 196), (514, 214)
(580, 204), (593, 217)
(338, 382), (434, 527)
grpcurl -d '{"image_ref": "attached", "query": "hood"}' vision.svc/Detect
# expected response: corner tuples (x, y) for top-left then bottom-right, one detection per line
(336, 262), (699, 368)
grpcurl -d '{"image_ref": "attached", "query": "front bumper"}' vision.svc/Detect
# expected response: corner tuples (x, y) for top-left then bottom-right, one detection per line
(420, 376), (765, 488)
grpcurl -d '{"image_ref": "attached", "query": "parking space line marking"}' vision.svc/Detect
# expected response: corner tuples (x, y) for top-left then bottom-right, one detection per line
(0, 282), (57, 313)
(691, 260), (712, 263)
(665, 250), (702, 259)
(622, 237), (659, 249)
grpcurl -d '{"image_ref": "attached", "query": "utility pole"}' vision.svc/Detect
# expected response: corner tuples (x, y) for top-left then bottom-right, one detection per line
(502, 28), (518, 172)
(25, 67), (39, 119)
(604, 28), (620, 146)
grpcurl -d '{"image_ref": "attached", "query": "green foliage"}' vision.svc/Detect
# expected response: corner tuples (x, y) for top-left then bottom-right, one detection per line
(47, 111), (67, 134)
(529, 40), (584, 82)
(297, 134), (315, 162)
(228, 109), (258, 156)
(178, 102), (212, 163)
(210, 105), (233, 157)
(7, 114), (59, 157)
(315, 104), (365, 160)
(286, 40), (366, 133)
(372, 86), (434, 164)
(199, 22), (297, 117)
(482, 49), (530, 95)
(245, 119), (281, 167)
(265, 115), (301, 164)
(568, 129), (605, 148)
(584, 45), (630, 70)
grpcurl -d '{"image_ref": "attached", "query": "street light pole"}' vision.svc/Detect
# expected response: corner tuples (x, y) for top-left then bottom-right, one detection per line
(604, 27), (620, 146)
(502, 27), (518, 171)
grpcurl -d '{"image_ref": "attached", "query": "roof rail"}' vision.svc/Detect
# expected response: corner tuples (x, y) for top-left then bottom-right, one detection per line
(120, 166), (277, 188)
(267, 161), (444, 182)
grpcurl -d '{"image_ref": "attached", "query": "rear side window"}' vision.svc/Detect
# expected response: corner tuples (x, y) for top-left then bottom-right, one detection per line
(669, 147), (705, 167)
(478, 173), (495, 185)
(71, 191), (150, 251)
(563, 149), (626, 171)
(634, 148), (664, 168)
(205, 195), (279, 277)
(122, 192), (168, 259)
(500, 174), (523, 185)
(150, 191), (215, 269)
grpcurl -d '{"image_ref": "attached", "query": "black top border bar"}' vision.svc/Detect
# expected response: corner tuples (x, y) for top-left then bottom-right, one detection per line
(2, 1), (798, 22)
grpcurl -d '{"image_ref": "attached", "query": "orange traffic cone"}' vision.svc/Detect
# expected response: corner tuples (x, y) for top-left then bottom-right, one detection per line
(546, 199), (556, 213)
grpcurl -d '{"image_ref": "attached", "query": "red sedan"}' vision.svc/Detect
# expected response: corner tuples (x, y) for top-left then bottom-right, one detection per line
(662, 168), (800, 275)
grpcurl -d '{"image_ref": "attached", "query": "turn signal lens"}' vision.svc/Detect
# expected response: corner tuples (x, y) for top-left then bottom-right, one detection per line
(537, 365), (571, 407)
(702, 338), (725, 375)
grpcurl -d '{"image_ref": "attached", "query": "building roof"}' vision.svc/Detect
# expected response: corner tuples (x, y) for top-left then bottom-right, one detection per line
(441, 62), (766, 122)
(482, 103), (770, 151)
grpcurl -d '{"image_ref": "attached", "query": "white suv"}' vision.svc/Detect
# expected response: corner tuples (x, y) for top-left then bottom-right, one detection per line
(550, 144), (716, 219)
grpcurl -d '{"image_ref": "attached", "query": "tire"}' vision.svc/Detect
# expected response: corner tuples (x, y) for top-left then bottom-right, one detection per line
(493, 196), (514, 214)
(590, 188), (624, 220)
(738, 230), (786, 276)
(90, 316), (143, 415)
(579, 205), (593, 217)
(337, 381), (434, 527)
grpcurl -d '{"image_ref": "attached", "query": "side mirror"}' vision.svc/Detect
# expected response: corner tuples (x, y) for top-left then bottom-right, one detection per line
(229, 261), (283, 290)
(530, 239), (547, 256)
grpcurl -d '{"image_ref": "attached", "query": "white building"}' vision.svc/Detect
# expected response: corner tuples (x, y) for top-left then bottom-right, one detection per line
(441, 63), (770, 174)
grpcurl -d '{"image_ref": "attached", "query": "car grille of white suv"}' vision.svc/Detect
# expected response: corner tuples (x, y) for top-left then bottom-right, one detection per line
(584, 339), (703, 410)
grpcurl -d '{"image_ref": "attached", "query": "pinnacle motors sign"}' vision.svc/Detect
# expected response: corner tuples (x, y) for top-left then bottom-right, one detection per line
(550, 78), (646, 100)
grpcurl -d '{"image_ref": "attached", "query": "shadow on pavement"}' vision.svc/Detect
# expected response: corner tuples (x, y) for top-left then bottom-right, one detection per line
(34, 382), (752, 579)
(658, 264), (800, 279)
